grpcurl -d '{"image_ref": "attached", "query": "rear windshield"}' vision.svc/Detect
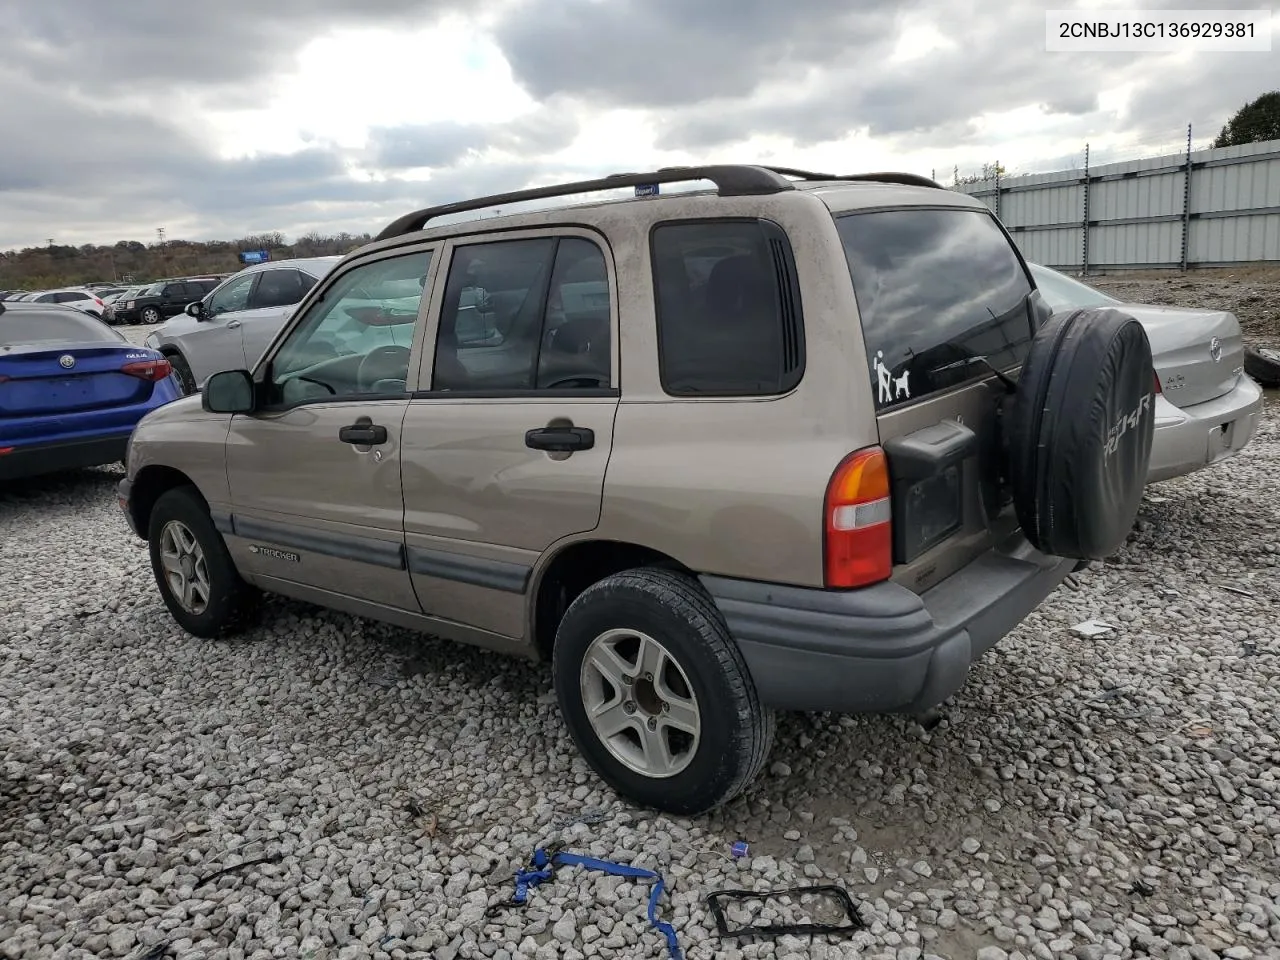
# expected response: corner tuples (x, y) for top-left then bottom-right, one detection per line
(835, 208), (1034, 411)
(1028, 262), (1121, 313)
(1, 310), (124, 345)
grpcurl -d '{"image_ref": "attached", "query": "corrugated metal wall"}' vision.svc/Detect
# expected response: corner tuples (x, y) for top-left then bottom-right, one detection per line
(955, 138), (1280, 271)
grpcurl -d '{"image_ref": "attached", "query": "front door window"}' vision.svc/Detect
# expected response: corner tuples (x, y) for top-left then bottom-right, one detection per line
(267, 251), (433, 405)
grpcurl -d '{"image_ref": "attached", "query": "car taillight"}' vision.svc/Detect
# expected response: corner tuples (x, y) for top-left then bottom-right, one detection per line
(1153, 371), (1162, 394)
(121, 358), (172, 381)
(824, 446), (893, 589)
(94, 297), (104, 307)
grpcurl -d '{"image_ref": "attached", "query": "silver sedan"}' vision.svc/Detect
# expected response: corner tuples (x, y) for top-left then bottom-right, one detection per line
(1028, 262), (1263, 484)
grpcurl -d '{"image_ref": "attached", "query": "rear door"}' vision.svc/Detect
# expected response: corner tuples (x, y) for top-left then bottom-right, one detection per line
(834, 207), (1042, 593)
(238, 268), (318, 371)
(401, 230), (619, 640)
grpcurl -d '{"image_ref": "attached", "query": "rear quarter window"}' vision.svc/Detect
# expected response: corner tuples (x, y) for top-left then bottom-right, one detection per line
(835, 208), (1034, 411)
(650, 219), (804, 396)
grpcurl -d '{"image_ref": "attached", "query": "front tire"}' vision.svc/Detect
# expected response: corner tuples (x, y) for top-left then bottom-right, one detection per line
(168, 353), (197, 396)
(141, 306), (161, 325)
(552, 567), (775, 815)
(147, 486), (260, 638)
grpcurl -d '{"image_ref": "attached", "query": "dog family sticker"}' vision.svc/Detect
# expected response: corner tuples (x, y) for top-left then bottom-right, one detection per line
(873, 351), (910, 404)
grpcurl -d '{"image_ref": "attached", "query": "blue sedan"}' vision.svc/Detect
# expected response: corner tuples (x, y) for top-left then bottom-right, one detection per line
(0, 300), (182, 480)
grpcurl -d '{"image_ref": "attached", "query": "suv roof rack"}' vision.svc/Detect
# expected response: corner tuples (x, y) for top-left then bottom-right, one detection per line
(757, 166), (945, 190)
(375, 165), (798, 241)
(374, 164), (946, 242)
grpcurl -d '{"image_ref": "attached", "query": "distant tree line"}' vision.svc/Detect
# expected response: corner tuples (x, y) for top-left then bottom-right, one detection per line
(0, 231), (373, 291)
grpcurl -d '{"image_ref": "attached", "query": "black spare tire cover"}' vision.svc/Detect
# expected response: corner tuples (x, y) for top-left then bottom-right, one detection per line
(1008, 307), (1155, 560)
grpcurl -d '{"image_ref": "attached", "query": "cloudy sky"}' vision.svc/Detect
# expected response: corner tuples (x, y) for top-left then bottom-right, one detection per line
(1, 0), (1275, 250)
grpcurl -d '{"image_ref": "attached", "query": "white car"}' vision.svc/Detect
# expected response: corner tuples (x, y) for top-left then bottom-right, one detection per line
(27, 288), (107, 318)
(1028, 262), (1263, 483)
(145, 257), (341, 395)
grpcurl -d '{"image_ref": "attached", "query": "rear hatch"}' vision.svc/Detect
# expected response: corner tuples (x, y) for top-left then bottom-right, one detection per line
(834, 206), (1044, 594)
(1121, 304), (1242, 407)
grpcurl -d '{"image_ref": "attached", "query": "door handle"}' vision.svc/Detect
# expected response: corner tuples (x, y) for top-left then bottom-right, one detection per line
(525, 426), (594, 452)
(339, 422), (388, 445)
(227, 320), (242, 329)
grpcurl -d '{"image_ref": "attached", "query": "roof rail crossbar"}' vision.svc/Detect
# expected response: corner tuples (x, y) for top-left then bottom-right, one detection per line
(374, 165), (797, 241)
(757, 166), (945, 190)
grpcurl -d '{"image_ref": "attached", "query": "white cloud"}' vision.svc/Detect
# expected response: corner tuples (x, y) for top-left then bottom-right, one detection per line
(0, 0), (1275, 249)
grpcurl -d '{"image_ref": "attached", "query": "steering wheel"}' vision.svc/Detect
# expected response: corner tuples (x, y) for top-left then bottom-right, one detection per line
(357, 345), (412, 392)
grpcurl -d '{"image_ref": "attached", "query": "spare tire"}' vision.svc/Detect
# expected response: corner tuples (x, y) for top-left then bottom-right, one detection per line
(1243, 345), (1280, 388)
(1008, 307), (1155, 560)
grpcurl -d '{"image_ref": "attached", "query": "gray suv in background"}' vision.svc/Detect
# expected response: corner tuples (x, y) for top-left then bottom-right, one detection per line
(120, 165), (1157, 814)
(145, 257), (341, 394)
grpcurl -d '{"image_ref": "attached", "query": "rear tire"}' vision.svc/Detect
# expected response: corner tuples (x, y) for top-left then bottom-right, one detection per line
(1243, 345), (1280, 388)
(168, 353), (197, 396)
(147, 486), (260, 638)
(552, 567), (775, 815)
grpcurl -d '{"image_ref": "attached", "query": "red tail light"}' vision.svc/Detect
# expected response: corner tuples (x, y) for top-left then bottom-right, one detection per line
(824, 446), (893, 589)
(1153, 371), (1162, 394)
(121, 358), (172, 382)
(94, 297), (104, 307)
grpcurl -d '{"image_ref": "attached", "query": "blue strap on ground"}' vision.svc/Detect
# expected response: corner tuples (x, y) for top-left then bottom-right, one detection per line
(508, 847), (683, 960)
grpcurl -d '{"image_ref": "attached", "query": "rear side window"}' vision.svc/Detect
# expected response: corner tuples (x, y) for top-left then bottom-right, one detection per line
(2, 311), (123, 344)
(251, 270), (308, 309)
(836, 208), (1033, 411)
(651, 219), (804, 396)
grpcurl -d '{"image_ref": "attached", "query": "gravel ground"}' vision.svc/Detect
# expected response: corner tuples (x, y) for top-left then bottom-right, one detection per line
(3, 312), (1280, 960)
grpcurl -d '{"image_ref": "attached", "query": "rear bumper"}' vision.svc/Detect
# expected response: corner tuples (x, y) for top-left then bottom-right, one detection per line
(1148, 376), (1263, 484)
(701, 532), (1074, 715)
(0, 434), (129, 480)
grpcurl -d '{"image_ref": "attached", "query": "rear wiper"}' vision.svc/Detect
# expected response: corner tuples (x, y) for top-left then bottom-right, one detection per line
(929, 355), (1018, 394)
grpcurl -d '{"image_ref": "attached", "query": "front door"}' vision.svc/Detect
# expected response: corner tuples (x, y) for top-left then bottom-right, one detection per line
(402, 231), (619, 640)
(222, 247), (438, 611)
(183, 272), (259, 387)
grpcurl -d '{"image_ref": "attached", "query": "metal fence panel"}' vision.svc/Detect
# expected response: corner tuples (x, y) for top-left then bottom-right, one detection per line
(952, 137), (1280, 270)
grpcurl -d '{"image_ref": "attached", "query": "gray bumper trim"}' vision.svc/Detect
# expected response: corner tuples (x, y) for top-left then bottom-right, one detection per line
(701, 538), (1073, 715)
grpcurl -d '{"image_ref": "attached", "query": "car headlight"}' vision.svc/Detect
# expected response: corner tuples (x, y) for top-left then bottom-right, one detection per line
(126, 300), (135, 308)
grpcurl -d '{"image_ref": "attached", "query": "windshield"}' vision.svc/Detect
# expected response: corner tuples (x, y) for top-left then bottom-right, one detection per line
(1028, 263), (1121, 312)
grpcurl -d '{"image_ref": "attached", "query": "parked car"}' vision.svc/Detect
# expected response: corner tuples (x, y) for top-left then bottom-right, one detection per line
(144, 257), (341, 394)
(1027, 262), (1262, 483)
(119, 165), (1156, 814)
(1243, 345), (1280, 388)
(26, 287), (108, 318)
(0, 300), (181, 480)
(113, 277), (222, 326)
(103, 286), (151, 326)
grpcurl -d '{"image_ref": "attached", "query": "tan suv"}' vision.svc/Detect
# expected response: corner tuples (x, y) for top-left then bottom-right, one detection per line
(118, 165), (1157, 814)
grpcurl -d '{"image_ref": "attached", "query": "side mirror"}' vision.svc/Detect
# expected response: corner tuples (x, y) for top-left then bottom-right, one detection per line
(186, 301), (204, 320)
(202, 369), (255, 414)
